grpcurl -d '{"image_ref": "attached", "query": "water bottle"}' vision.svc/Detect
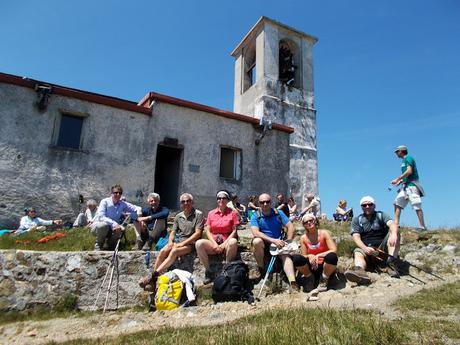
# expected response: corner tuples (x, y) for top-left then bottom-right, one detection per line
(145, 251), (151, 268)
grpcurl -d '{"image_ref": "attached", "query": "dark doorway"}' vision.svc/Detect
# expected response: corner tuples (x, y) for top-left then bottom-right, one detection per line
(154, 145), (182, 209)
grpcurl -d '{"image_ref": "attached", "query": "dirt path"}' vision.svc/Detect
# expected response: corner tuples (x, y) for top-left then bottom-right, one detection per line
(1, 271), (457, 345)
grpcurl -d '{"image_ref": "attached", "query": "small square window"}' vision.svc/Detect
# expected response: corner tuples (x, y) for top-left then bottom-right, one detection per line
(56, 114), (83, 149)
(220, 147), (241, 180)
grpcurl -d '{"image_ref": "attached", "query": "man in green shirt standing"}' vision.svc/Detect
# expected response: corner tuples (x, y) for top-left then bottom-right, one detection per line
(391, 145), (426, 231)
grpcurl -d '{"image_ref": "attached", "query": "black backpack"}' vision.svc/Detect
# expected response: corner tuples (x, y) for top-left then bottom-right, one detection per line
(212, 261), (254, 304)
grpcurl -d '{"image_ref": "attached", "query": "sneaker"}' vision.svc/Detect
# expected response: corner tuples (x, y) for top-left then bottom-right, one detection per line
(386, 258), (400, 278)
(203, 269), (214, 285)
(317, 276), (329, 292)
(344, 266), (371, 285)
(94, 242), (101, 251)
(288, 281), (300, 293)
(415, 227), (427, 232)
(139, 271), (159, 292)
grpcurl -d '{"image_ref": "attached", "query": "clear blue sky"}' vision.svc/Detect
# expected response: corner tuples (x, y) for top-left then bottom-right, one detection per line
(1, 1), (459, 228)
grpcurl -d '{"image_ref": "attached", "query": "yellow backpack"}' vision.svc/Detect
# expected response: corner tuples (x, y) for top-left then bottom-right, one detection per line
(155, 272), (184, 311)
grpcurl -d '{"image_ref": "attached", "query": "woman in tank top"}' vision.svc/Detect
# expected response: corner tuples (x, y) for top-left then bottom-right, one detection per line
(292, 213), (338, 292)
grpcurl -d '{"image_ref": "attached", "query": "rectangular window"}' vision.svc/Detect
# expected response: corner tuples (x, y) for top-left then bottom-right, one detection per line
(56, 114), (84, 149)
(248, 63), (256, 87)
(220, 147), (242, 180)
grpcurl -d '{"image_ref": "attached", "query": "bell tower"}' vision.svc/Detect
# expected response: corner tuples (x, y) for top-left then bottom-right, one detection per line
(231, 17), (318, 206)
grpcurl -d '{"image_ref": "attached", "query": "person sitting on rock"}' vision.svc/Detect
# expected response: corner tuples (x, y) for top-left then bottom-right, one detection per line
(333, 199), (353, 222)
(196, 190), (239, 284)
(139, 193), (204, 290)
(227, 193), (247, 223)
(299, 193), (321, 218)
(250, 193), (299, 292)
(15, 207), (62, 235)
(292, 214), (338, 293)
(344, 196), (400, 285)
(134, 193), (169, 251)
(91, 184), (141, 251)
(276, 193), (290, 219)
(287, 196), (298, 221)
(73, 199), (98, 227)
(247, 195), (260, 221)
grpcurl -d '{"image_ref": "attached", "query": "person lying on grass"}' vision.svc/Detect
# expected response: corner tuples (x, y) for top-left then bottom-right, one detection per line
(15, 207), (62, 235)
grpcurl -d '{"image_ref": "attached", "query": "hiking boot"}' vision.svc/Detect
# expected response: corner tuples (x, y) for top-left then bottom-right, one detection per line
(203, 269), (214, 285)
(298, 274), (315, 292)
(139, 271), (159, 292)
(250, 267), (265, 281)
(133, 240), (144, 250)
(344, 266), (371, 285)
(386, 258), (400, 278)
(142, 241), (152, 251)
(317, 276), (329, 292)
(288, 281), (300, 293)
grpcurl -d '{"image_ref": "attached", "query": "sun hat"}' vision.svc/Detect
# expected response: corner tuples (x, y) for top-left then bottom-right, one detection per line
(360, 196), (375, 206)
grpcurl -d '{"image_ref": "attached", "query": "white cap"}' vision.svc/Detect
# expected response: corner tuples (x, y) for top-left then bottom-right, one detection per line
(394, 145), (407, 152)
(360, 196), (375, 205)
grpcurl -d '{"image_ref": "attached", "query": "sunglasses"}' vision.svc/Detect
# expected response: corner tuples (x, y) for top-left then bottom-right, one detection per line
(361, 203), (374, 208)
(259, 200), (271, 205)
(303, 219), (315, 225)
(181, 199), (192, 204)
(216, 197), (228, 200)
(112, 191), (122, 195)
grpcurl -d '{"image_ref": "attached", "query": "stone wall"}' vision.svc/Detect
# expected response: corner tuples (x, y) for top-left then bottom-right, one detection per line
(0, 249), (259, 311)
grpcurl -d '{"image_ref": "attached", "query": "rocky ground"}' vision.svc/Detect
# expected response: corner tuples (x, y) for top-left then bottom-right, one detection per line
(1, 227), (458, 344)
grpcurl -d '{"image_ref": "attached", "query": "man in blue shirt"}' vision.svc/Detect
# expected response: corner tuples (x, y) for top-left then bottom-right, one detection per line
(91, 184), (141, 250)
(391, 145), (426, 231)
(134, 193), (169, 250)
(250, 193), (299, 292)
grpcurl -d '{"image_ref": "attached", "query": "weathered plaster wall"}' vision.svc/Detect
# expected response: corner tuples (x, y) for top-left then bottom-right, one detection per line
(154, 102), (291, 211)
(0, 82), (290, 228)
(0, 84), (156, 228)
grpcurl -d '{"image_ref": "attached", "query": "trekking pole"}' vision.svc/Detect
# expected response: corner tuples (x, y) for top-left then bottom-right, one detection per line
(103, 238), (121, 313)
(375, 248), (444, 281)
(93, 213), (132, 312)
(257, 255), (276, 299)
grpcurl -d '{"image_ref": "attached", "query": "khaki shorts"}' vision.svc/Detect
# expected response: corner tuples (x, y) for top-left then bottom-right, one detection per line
(394, 185), (422, 210)
(353, 231), (390, 263)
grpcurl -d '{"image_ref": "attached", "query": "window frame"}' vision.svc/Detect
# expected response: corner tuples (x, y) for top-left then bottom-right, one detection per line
(52, 109), (88, 151)
(219, 146), (242, 182)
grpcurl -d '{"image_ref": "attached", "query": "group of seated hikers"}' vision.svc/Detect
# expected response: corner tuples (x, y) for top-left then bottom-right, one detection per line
(14, 185), (401, 300)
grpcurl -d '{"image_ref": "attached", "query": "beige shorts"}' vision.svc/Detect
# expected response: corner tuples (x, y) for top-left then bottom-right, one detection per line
(394, 185), (422, 211)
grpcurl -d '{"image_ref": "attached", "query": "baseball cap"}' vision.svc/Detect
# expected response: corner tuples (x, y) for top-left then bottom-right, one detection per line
(394, 145), (407, 152)
(360, 196), (375, 205)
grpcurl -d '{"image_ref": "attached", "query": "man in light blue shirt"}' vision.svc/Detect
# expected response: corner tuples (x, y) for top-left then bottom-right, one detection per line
(91, 184), (141, 250)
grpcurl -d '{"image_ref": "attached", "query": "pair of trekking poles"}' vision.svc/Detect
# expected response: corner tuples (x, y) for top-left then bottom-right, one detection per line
(93, 212), (137, 312)
(372, 247), (444, 284)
